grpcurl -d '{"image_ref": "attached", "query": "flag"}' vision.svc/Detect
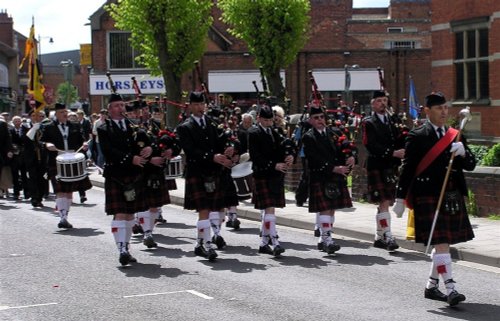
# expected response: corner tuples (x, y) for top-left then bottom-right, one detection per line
(19, 20), (46, 112)
(408, 76), (419, 119)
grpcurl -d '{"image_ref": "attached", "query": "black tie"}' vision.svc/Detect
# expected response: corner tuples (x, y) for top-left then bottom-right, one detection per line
(119, 120), (125, 131)
(199, 118), (205, 128)
(437, 127), (443, 139)
(60, 123), (65, 131)
(383, 115), (388, 125)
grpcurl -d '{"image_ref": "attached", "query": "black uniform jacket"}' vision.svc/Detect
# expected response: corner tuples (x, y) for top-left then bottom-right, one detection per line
(248, 125), (285, 179)
(362, 113), (400, 170)
(303, 127), (346, 182)
(97, 118), (148, 178)
(396, 121), (476, 200)
(176, 115), (226, 177)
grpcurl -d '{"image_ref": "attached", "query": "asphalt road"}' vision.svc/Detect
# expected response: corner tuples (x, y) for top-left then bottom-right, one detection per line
(1, 187), (499, 321)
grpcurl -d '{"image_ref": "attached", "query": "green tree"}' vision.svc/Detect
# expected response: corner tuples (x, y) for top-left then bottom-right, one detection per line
(106, 0), (212, 125)
(218, 0), (310, 103)
(56, 82), (79, 106)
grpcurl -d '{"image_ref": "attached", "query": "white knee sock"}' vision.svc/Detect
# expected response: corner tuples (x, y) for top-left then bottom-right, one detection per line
(319, 215), (333, 244)
(149, 209), (159, 232)
(112, 220), (129, 253)
(196, 219), (211, 246)
(434, 253), (455, 294)
(376, 211), (391, 239)
(209, 211), (221, 237)
(56, 197), (69, 220)
(228, 206), (238, 220)
(137, 211), (152, 235)
(264, 214), (279, 246)
(314, 213), (320, 231)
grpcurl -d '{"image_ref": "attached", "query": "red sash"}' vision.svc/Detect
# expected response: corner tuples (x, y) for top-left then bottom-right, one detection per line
(406, 127), (458, 209)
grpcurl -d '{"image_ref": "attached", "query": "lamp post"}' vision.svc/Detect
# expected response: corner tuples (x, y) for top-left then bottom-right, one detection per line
(60, 59), (74, 107)
(344, 64), (359, 104)
(37, 34), (54, 65)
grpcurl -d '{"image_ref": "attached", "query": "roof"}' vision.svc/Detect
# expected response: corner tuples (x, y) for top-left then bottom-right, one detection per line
(39, 50), (81, 67)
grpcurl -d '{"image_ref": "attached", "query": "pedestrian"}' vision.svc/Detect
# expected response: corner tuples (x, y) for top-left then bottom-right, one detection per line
(248, 104), (294, 257)
(393, 92), (476, 306)
(361, 90), (404, 251)
(97, 93), (152, 266)
(302, 105), (355, 254)
(176, 91), (236, 261)
(41, 103), (92, 229)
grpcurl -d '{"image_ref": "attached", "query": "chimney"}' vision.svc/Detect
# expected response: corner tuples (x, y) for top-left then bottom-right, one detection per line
(0, 9), (14, 47)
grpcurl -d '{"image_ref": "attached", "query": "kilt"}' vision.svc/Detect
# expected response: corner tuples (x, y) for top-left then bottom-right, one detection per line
(252, 176), (285, 209)
(412, 193), (474, 245)
(308, 174), (352, 213)
(143, 175), (171, 208)
(220, 169), (239, 208)
(366, 168), (397, 204)
(184, 174), (227, 211)
(104, 174), (148, 215)
(48, 164), (92, 193)
(165, 179), (177, 190)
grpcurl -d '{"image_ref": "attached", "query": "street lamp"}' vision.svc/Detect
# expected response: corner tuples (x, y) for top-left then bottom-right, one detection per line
(60, 60), (74, 107)
(37, 34), (54, 65)
(344, 64), (359, 104)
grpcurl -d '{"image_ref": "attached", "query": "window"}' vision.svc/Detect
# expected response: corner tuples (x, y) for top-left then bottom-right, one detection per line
(389, 41), (416, 49)
(452, 18), (489, 101)
(108, 32), (144, 70)
(387, 27), (403, 33)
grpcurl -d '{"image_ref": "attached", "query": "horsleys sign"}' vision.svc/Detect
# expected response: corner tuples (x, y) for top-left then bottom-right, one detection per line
(89, 74), (165, 95)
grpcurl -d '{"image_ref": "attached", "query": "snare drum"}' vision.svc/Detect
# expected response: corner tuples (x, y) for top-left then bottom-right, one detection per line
(56, 152), (88, 182)
(231, 161), (253, 199)
(164, 156), (183, 179)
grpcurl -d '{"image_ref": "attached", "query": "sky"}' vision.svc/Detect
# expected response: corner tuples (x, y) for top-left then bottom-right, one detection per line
(4, 0), (390, 54)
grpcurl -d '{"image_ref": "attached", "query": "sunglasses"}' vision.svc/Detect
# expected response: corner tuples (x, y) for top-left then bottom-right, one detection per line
(311, 115), (324, 120)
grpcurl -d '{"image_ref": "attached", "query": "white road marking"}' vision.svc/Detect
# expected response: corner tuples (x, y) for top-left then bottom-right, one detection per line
(0, 302), (58, 311)
(123, 289), (213, 300)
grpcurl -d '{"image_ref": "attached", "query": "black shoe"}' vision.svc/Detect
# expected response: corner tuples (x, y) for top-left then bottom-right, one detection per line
(317, 242), (324, 251)
(143, 235), (158, 248)
(32, 201), (44, 208)
(447, 290), (466, 306)
(373, 238), (399, 251)
(225, 220), (233, 228)
(129, 255), (137, 263)
(386, 238), (399, 251)
(194, 245), (218, 261)
(212, 235), (226, 250)
(155, 214), (167, 224)
(132, 224), (144, 234)
(232, 218), (241, 230)
(57, 220), (73, 229)
(80, 197), (87, 204)
(314, 228), (321, 237)
(207, 248), (218, 261)
(296, 201), (304, 207)
(424, 287), (448, 302)
(119, 252), (132, 266)
(258, 244), (274, 255)
(325, 242), (341, 254)
(273, 245), (285, 257)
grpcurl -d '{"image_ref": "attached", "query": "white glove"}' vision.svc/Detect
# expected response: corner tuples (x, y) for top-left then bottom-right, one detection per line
(392, 198), (406, 218)
(450, 142), (465, 157)
(26, 122), (41, 140)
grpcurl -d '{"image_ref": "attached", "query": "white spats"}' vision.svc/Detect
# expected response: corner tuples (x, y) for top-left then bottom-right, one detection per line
(209, 211), (221, 237)
(263, 214), (279, 246)
(196, 219), (211, 246)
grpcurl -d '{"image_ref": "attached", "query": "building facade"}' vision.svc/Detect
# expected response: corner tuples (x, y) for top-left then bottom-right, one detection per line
(430, 0), (500, 140)
(88, 0), (432, 121)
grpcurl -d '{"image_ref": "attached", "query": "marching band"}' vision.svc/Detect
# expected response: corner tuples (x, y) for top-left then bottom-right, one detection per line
(0, 70), (477, 307)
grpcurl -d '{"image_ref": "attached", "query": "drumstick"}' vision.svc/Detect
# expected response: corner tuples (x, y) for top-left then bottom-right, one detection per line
(75, 139), (92, 153)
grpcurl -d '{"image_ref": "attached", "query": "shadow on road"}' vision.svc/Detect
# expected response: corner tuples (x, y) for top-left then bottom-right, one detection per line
(198, 257), (267, 273)
(119, 263), (193, 279)
(427, 302), (500, 321)
(53, 228), (105, 237)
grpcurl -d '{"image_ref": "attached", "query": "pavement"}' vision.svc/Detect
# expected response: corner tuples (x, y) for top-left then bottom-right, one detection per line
(88, 170), (500, 269)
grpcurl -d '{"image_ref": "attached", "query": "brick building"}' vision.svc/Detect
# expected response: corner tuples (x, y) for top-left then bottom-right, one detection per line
(430, 0), (500, 140)
(88, 0), (432, 121)
(0, 10), (21, 114)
